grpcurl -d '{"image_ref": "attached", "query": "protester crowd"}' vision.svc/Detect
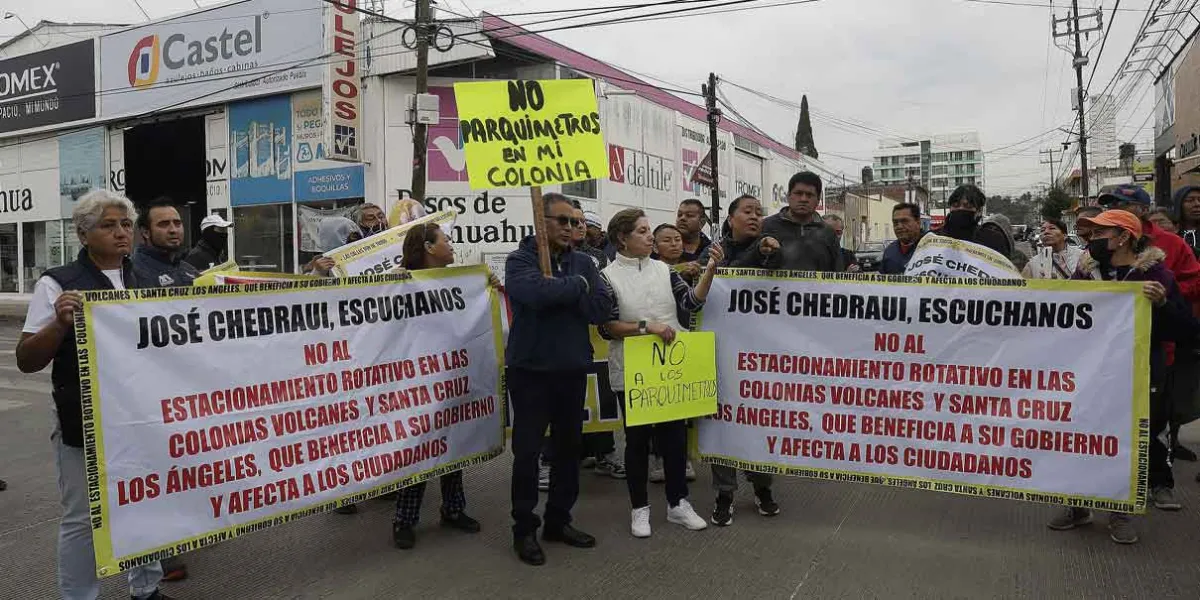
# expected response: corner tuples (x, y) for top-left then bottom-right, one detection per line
(15, 172), (1200, 598)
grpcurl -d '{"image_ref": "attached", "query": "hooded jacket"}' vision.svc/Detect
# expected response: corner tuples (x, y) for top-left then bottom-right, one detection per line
(1143, 218), (1200, 307)
(1074, 246), (1198, 386)
(759, 209), (844, 272)
(1173, 184), (1200, 257)
(505, 236), (613, 371)
(133, 244), (199, 288)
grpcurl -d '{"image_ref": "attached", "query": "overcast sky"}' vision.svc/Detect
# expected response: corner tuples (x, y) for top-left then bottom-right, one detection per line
(0, 0), (1164, 196)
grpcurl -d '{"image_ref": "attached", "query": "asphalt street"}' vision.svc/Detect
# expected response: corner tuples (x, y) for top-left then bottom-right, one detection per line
(1, 321), (1199, 599)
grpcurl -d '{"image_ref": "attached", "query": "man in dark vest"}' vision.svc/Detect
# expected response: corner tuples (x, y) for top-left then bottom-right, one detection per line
(16, 190), (171, 600)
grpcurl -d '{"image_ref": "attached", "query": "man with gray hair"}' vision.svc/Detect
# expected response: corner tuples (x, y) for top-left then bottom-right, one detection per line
(15, 190), (170, 600)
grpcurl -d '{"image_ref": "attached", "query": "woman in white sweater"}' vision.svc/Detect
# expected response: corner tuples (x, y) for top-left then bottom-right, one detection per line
(599, 208), (723, 538)
(1023, 218), (1084, 280)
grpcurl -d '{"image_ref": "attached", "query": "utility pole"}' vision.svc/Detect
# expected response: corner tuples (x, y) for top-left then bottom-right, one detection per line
(1053, 2), (1102, 204)
(701, 73), (722, 236)
(1039, 148), (1057, 189)
(410, 0), (432, 204)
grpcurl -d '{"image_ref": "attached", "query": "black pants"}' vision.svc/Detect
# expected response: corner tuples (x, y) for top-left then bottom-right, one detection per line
(509, 367), (586, 537)
(1169, 342), (1200, 450)
(619, 393), (689, 509)
(1151, 384), (1174, 489)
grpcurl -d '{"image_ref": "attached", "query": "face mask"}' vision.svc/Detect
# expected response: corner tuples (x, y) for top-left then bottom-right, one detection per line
(203, 228), (227, 249)
(362, 222), (385, 236)
(1087, 238), (1114, 268)
(942, 209), (978, 239)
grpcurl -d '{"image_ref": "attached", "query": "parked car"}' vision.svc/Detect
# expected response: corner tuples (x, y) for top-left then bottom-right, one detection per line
(855, 241), (889, 272)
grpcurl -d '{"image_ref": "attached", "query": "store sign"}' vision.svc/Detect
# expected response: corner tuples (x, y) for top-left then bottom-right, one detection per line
(98, 0), (324, 118)
(0, 40), (96, 134)
(294, 164), (364, 202)
(0, 137), (61, 223)
(608, 144), (672, 192)
(228, 94), (292, 206)
(324, 0), (361, 161)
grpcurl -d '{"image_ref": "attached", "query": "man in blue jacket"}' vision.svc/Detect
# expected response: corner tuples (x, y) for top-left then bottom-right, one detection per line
(133, 198), (199, 290)
(880, 202), (924, 275)
(506, 193), (613, 566)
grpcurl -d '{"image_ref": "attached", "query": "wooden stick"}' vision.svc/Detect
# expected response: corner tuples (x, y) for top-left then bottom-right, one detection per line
(529, 185), (553, 277)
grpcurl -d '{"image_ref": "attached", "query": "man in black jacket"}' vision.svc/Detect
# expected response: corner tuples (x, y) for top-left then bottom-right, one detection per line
(760, 172), (844, 272)
(506, 193), (613, 566)
(183, 214), (232, 271)
(940, 184), (1011, 257)
(16, 190), (171, 600)
(133, 198), (199, 289)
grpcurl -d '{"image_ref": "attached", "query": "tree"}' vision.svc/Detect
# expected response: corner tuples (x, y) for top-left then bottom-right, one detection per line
(1041, 187), (1072, 220)
(795, 95), (818, 159)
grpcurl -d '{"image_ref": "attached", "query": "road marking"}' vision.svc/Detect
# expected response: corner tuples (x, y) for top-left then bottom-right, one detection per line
(0, 399), (30, 412)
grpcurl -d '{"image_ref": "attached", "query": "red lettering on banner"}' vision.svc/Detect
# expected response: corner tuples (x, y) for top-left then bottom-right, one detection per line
(902, 448), (1033, 479)
(367, 385), (432, 415)
(269, 399), (361, 437)
(165, 453), (260, 495)
(933, 393), (1013, 417)
(1017, 398), (1074, 422)
(168, 417), (269, 458)
(350, 437), (449, 482)
(226, 477), (303, 515)
(305, 422), (394, 462)
(441, 349), (469, 371)
(117, 473), (160, 506)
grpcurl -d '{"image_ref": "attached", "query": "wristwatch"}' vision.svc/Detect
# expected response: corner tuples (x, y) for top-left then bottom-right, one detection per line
(637, 320), (648, 335)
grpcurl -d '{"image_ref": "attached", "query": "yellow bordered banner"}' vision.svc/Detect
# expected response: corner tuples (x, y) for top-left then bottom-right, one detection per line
(75, 266), (507, 576)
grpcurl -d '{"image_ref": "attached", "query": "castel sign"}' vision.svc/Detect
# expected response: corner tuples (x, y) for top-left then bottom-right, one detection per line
(99, 0), (325, 118)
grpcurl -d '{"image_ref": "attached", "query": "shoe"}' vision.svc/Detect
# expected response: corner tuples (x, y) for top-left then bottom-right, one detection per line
(160, 558), (187, 582)
(1152, 486), (1182, 511)
(538, 463), (551, 492)
(334, 504), (358, 515)
(1174, 444), (1198, 462)
(631, 506), (651, 538)
(754, 487), (780, 517)
(542, 524), (597, 548)
(441, 511), (482, 533)
(1047, 507), (1093, 530)
(393, 522), (416, 550)
(711, 492), (734, 526)
(581, 456), (598, 469)
(594, 453), (627, 479)
(136, 591), (175, 600)
(667, 498), (708, 531)
(648, 457), (665, 483)
(685, 461), (696, 482)
(514, 534), (545, 566)
(1107, 513), (1139, 544)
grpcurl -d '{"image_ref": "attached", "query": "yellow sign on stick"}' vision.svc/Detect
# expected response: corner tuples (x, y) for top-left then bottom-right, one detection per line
(623, 332), (718, 427)
(453, 79), (608, 190)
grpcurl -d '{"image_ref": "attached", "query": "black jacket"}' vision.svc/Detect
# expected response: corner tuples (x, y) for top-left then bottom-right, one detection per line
(44, 249), (138, 448)
(698, 234), (776, 269)
(760, 209), (844, 272)
(184, 239), (225, 271)
(505, 236), (612, 371)
(1174, 185), (1200, 257)
(133, 245), (199, 288)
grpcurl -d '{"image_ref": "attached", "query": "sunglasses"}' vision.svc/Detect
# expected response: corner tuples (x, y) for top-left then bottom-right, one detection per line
(547, 215), (583, 227)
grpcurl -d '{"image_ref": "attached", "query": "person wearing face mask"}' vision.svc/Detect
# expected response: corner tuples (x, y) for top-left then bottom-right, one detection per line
(183, 214), (232, 271)
(598, 209), (723, 538)
(940, 184), (1011, 257)
(357, 202), (388, 238)
(1048, 210), (1197, 543)
(1022, 219), (1083, 280)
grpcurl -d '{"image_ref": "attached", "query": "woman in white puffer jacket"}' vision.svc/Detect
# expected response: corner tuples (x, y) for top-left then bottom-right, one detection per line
(1023, 218), (1084, 280)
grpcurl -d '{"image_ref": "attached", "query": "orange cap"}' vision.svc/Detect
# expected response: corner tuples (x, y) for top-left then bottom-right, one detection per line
(1079, 209), (1142, 239)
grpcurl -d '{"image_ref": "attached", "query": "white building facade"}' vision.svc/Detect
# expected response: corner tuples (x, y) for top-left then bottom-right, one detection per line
(872, 132), (986, 202)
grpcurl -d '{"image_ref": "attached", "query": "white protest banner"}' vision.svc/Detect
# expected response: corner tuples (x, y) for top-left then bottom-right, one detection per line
(77, 267), (504, 576)
(904, 233), (1020, 279)
(697, 270), (1152, 513)
(324, 210), (456, 277)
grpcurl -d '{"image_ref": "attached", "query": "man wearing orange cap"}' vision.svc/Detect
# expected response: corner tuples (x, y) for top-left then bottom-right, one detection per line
(1047, 209), (1198, 543)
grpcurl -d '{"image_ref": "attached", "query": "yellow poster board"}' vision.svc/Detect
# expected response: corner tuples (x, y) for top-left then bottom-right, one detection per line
(623, 332), (718, 426)
(323, 210), (456, 277)
(453, 79), (608, 190)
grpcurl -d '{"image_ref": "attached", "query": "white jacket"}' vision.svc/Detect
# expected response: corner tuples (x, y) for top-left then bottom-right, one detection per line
(1022, 245), (1085, 280)
(602, 254), (684, 392)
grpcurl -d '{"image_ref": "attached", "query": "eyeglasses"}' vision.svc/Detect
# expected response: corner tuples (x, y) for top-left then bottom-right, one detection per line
(547, 215), (583, 227)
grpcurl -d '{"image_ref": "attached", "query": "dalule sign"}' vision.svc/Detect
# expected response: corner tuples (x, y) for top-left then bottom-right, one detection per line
(697, 270), (1152, 513)
(76, 268), (504, 575)
(452, 79), (608, 190)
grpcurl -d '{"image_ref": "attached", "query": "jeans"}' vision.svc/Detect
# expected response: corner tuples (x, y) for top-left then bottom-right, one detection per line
(54, 428), (163, 600)
(710, 464), (774, 495)
(509, 368), (587, 537)
(620, 392), (688, 509)
(394, 471), (466, 526)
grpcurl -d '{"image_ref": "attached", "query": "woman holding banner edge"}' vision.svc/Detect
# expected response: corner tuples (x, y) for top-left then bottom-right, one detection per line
(598, 208), (723, 538)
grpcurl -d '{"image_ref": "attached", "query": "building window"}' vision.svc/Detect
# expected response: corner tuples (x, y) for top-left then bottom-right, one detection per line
(967, 177), (976, 185)
(233, 204), (295, 273)
(966, 151), (976, 160)
(955, 177), (964, 185)
(296, 199), (363, 273)
(965, 164), (975, 174)
(21, 220), (79, 293)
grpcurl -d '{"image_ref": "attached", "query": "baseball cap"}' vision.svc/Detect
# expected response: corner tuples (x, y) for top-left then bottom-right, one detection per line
(1079, 209), (1143, 239)
(200, 214), (233, 230)
(584, 211), (602, 229)
(1097, 184), (1152, 207)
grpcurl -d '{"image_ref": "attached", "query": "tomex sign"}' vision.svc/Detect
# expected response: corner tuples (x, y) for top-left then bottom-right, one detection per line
(0, 40), (95, 135)
(98, 0), (326, 118)
(324, 0), (361, 162)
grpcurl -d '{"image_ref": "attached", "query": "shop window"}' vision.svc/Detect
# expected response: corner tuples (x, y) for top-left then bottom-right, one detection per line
(233, 204), (294, 273)
(296, 198), (363, 271)
(21, 221), (78, 293)
(562, 179), (597, 199)
(0, 223), (16, 293)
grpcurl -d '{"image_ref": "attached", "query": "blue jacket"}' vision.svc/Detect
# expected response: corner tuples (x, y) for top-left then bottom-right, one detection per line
(505, 236), (612, 371)
(880, 235), (923, 275)
(132, 245), (199, 288)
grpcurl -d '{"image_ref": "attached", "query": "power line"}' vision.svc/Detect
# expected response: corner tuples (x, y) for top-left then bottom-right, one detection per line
(1084, 0), (1120, 95)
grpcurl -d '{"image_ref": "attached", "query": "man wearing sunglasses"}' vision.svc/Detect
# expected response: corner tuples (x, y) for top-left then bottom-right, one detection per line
(1101, 184), (1200, 508)
(506, 193), (613, 566)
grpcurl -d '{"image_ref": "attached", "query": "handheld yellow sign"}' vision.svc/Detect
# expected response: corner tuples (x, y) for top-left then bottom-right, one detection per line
(324, 210), (456, 277)
(453, 79), (608, 190)
(623, 332), (718, 427)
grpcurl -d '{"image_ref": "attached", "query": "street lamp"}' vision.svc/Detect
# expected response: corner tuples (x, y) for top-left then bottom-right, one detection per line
(2, 11), (44, 47)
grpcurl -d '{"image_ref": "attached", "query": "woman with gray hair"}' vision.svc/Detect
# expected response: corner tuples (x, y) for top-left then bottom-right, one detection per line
(15, 190), (171, 599)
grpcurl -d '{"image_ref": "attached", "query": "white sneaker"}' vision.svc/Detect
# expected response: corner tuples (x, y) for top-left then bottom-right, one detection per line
(667, 498), (708, 531)
(648, 456), (666, 483)
(684, 460), (696, 481)
(631, 506), (652, 538)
